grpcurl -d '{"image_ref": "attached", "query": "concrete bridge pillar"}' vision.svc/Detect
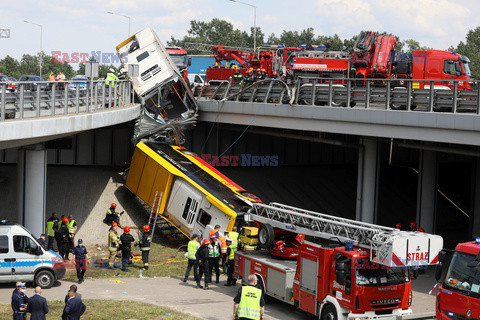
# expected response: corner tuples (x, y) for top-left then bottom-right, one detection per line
(356, 138), (380, 223)
(17, 144), (47, 237)
(416, 150), (437, 233)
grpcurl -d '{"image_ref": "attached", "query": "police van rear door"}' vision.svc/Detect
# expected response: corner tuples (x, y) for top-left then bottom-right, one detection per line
(0, 231), (14, 282)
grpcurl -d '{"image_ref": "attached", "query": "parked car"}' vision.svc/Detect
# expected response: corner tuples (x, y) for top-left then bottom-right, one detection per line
(68, 75), (88, 90)
(7, 77), (17, 92)
(0, 74), (9, 90)
(17, 75), (47, 91)
(187, 73), (205, 88)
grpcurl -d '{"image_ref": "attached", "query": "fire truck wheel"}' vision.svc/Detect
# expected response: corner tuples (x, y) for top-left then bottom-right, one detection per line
(258, 223), (275, 249)
(320, 304), (337, 320)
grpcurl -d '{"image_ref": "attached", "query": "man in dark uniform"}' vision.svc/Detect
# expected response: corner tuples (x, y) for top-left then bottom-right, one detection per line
(11, 282), (28, 320)
(54, 215), (64, 253)
(105, 203), (124, 228)
(137, 225), (151, 270)
(62, 288), (86, 320)
(196, 239), (211, 289)
(225, 238), (237, 286)
(208, 235), (222, 284)
(229, 69), (244, 86)
(72, 239), (89, 283)
(59, 217), (70, 261)
(120, 226), (134, 272)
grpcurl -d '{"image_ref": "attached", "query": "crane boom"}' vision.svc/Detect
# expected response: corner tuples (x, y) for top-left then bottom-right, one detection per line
(248, 202), (443, 267)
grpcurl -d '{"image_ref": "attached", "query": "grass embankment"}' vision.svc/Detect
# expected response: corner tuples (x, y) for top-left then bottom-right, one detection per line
(0, 299), (199, 320)
(63, 234), (189, 281)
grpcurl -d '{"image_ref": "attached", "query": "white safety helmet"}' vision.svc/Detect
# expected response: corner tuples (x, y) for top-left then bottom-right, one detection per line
(120, 68), (127, 73)
(109, 68), (115, 73)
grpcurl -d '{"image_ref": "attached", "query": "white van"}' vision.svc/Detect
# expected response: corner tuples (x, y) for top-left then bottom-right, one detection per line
(0, 221), (65, 288)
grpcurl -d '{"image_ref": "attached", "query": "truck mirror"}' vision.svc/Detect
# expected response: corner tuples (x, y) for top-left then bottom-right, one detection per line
(438, 250), (446, 263)
(435, 262), (443, 281)
(336, 268), (345, 285)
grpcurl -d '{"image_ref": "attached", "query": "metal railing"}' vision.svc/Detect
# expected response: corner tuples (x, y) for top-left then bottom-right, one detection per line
(0, 79), (135, 121)
(196, 77), (480, 115)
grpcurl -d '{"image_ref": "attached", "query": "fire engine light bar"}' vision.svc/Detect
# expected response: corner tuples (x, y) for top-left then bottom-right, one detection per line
(475, 237), (480, 244)
(345, 241), (353, 251)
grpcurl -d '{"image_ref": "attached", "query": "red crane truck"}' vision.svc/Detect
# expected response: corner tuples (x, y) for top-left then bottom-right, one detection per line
(235, 202), (444, 320)
(434, 238), (480, 320)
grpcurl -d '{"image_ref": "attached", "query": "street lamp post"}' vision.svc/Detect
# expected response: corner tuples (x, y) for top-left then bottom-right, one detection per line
(107, 11), (131, 37)
(24, 20), (43, 77)
(229, 0), (257, 52)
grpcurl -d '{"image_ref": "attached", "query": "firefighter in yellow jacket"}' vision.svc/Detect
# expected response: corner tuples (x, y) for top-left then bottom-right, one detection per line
(108, 222), (120, 268)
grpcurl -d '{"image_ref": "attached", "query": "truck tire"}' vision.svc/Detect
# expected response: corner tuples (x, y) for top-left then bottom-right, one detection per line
(258, 223), (275, 249)
(320, 304), (337, 320)
(35, 270), (54, 289)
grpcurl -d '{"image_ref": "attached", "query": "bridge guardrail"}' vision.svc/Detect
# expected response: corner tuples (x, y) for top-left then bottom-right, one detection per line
(0, 79), (134, 121)
(196, 77), (480, 115)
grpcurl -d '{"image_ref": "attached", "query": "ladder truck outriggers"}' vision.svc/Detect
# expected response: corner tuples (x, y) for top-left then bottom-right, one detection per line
(235, 202), (443, 320)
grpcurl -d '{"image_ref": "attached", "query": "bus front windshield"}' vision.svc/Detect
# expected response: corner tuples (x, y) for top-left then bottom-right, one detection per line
(444, 251), (480, 298)
(355, 258), (410, 286)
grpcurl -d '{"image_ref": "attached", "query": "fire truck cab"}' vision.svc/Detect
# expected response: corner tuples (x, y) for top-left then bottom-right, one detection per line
(435, 238), (480, 320)
(412, 50), (472, 90)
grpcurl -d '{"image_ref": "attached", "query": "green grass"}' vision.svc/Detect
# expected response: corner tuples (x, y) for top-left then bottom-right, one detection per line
(1, 299), (199, 320)
(64, 236), (189, 281)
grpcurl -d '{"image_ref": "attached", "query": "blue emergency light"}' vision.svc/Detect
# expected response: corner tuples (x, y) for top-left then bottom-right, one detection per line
(345, 241), (353, 251)
(475, 237), (480, 244)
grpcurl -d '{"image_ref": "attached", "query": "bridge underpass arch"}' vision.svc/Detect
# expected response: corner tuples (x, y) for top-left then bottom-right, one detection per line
(186, 122), (480, 248)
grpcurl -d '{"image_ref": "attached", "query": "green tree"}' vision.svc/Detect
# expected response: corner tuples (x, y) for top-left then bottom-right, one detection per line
(401, 39), (430, 53)
(450, 26), (480, 78)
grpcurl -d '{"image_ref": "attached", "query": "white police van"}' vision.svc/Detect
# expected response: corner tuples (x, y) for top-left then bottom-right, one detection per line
(0, 221), (65, 288)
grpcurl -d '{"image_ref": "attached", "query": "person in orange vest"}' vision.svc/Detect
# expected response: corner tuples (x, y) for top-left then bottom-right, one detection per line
(220, 231), (228, 274)
(208, 225), (221, 239)
(48, 72), (55, 81)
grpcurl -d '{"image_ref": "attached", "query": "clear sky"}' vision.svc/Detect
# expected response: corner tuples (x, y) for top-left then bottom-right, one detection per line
(1, 0), (480, 61)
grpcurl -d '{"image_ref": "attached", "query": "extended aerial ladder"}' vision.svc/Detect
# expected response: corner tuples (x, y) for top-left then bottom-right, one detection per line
(246, 202), (443, 267)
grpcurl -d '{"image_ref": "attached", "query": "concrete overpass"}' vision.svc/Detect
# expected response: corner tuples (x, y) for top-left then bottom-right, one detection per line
(0, 80), (141, 236)
(196, 79), (480, 240)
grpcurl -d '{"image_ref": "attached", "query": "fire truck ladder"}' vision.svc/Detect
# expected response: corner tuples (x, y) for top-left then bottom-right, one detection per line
(248, 202), (406, 263)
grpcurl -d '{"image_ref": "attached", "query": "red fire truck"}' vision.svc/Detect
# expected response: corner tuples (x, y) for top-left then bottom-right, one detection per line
(292, 31), (473, 90)
(166, 47), (191, 77)
(435, 238), (480, 320)
(235, 202), (444, 320)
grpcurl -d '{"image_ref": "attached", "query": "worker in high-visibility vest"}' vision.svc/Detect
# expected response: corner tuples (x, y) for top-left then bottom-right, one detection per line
(105, 68), (118, 87)
(108, 222), (120, 268)
(229, 227), (240, 251)
(67, 214), (77, 256)
(219, 231), (228, 273)
(45, 212), (58, 250)
(183, 234), (200, 283)
(233, 274), (265, 320)
(208, 235), (222, 284)
(224, 238), (237, 286)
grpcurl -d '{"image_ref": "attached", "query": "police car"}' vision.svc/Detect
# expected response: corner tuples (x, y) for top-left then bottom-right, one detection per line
(0, 221), (65, 288)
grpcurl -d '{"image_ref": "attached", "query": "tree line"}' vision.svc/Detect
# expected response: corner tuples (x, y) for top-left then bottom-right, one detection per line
(0, 53), (119, 80)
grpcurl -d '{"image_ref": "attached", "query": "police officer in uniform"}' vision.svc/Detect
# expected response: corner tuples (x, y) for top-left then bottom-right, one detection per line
(72, 239), (89, 283)
(196, 239), (211, 289)
(11, 282), (28, 320)
(208, 235), (222, 284)
(233, 274), (265, 320)
(138, 225), (152, 270)
(183, 234), (200, 283)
